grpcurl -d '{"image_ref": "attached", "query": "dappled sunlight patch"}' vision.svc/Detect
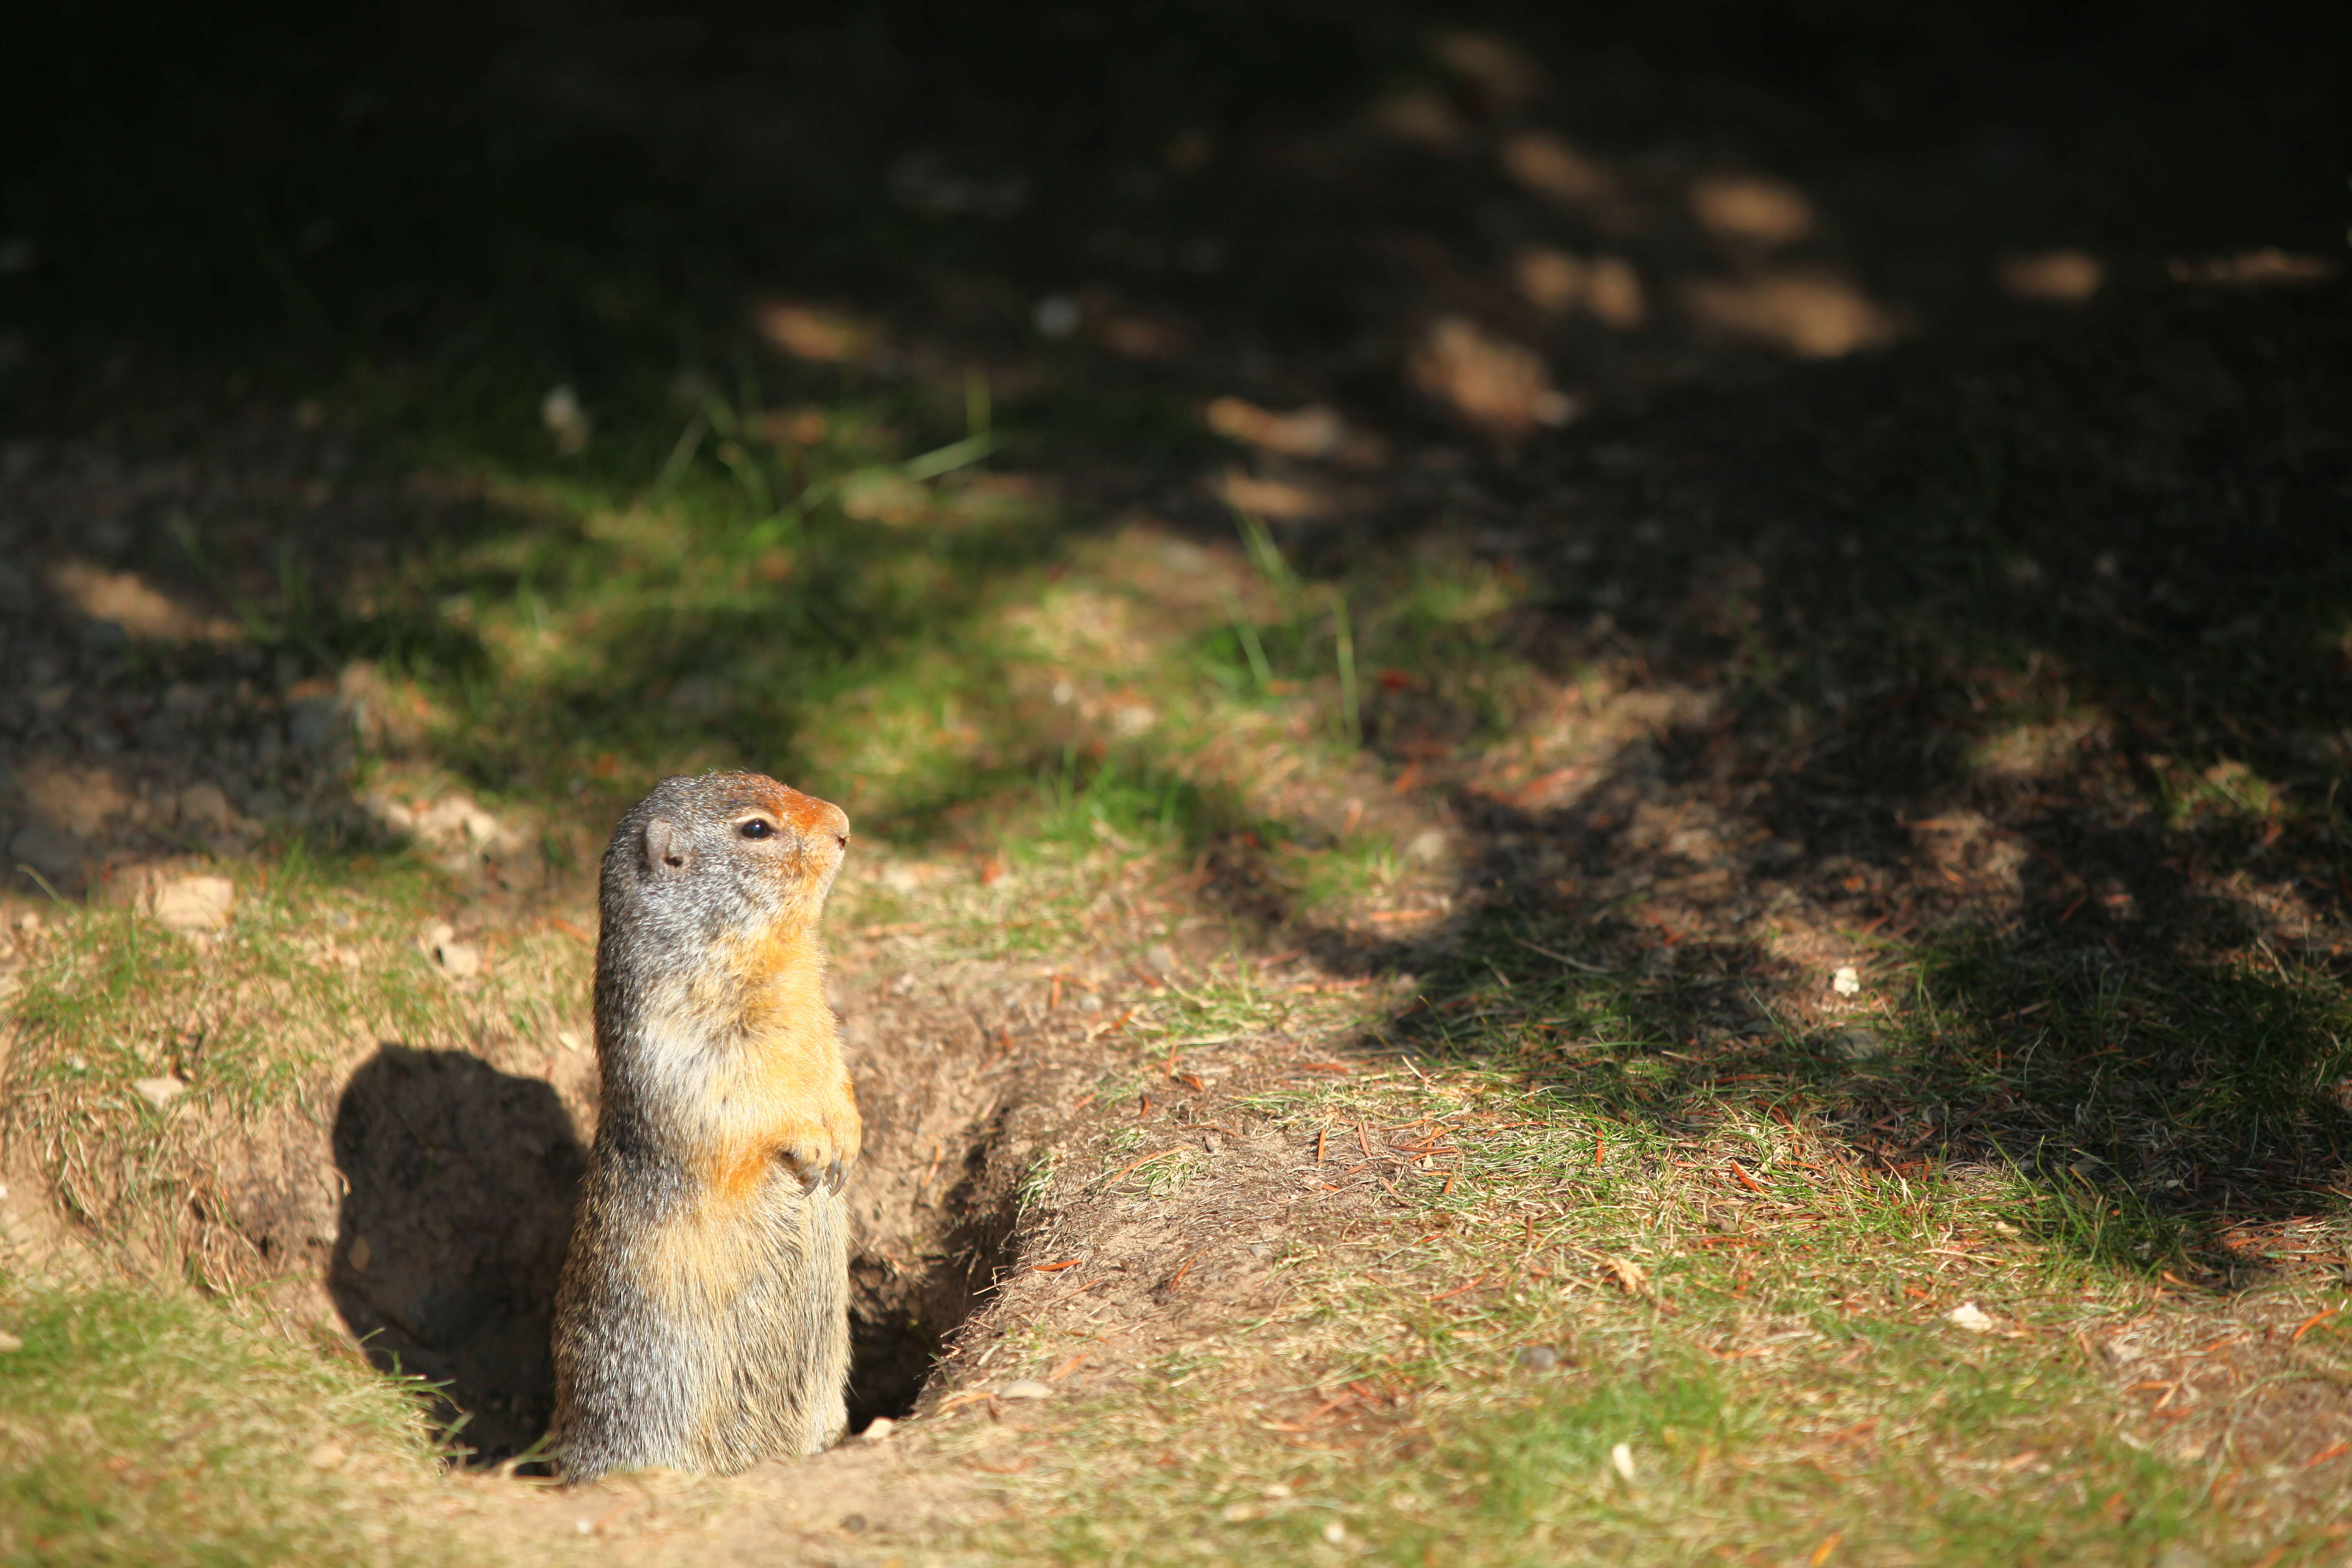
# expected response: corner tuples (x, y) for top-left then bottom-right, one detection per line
(1962, 714), (2110, 781)
(45, 559), (239, 643)
(2152, 756), (2284, 830)
(1688, 173), (1816, 247)
(753, 299), (884, 365)
(1409, 316), (1579, 438)
(1365, 88), (1472, 152)
(1498, 130), (1614, 208)
(1204, 397), (1386, 468)
(1212, 468), (1339, 521)
(1997, 249), (2107, 305)
(1512, 246), (1648, 328)
(1682, 270), (1906, 358)
(2166, 249), (2341, 289)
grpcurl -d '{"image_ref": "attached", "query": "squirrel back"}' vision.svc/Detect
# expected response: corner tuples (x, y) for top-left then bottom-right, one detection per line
(549, 771), (860, 1479)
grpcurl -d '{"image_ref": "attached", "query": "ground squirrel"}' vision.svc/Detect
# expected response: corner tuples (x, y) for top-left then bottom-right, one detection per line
(549, 771), (860, 1480)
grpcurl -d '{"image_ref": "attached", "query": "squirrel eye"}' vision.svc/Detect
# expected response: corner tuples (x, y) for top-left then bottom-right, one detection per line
(739, 819), (773, 840)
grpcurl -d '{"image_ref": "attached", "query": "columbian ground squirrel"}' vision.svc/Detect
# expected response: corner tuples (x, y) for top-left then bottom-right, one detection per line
(549, 771), (860, 1479)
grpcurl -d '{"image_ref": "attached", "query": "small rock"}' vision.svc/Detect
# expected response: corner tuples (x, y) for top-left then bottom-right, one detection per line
(858, 1416), (896, 1444)
(1261, 1483), (1291, 1500)
(998, 1379), (1054, 1401)
(1404, 827), (1451, 864)
(132, 1075), (188, 1109)
(556, 1030), (585, 1053)
(1830, 1026), (1886, 1060)
(1321, 1521), (1348, 1545)
(178, 782), (236, 833)
(839, 1513), (870, 1534)
(542, 384), (592, 454)
(462, 808), (500, 848)
(1610, 1442), (1635, 1480)
(148, 874), (235, 934)
(347, 1235), (372, 1274)
(1831, 965), (1862, 997)
(1514, 1344), (1560, 1371)
(0, 1330), (21, 1352)
(1142, 944), (1179, 977)
(304, 1442), (348, 1471)
(1947, 1302), (1996, 1333)
(424, 924), (482, 980)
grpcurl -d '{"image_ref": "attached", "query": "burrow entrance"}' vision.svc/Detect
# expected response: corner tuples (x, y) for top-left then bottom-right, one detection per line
(321, 1020), (1027, 1463)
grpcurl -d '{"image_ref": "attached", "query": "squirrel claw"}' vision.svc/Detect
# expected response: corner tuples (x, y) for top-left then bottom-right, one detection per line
(787, 1154), (849, 1195)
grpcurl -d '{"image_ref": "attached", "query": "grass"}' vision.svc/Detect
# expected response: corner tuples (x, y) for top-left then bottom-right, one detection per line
(0, 1280), (465, 1568)
(965, 1057), (2352, 1564)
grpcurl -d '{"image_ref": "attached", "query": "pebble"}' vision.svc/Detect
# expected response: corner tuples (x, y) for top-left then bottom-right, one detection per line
(997, 1379), (1053, 1401)
(178, 782), (236, 833)
(132, 1075), (188, 1109)
(149, 874), (236, 934)
(1946, 1302), (1995, 1333)
(858, 1416), (896, 1443)
(1513, 1344), (1560, 1371)
(425, 923), (482, 980)
(1142, 944), (1179, 977)
(1830, 1026), (1886, 1060)
(1321, 1521), (1348, 1544)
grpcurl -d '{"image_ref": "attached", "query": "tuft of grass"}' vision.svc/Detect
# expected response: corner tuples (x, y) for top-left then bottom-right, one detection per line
(0, 1280), (472, 1568)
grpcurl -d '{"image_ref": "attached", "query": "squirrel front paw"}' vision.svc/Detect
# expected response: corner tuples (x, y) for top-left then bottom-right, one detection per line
(778, 1098), (862, 1194)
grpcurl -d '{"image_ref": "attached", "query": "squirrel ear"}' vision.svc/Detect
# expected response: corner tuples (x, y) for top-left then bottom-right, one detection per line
(642, 817), (689, 874)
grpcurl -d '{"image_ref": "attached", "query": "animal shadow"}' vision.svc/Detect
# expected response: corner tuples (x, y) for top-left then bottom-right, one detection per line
(329, 1046), (585, 1462)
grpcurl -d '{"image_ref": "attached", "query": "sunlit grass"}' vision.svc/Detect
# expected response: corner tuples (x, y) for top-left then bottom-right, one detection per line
(0, 1280), (467, 1568)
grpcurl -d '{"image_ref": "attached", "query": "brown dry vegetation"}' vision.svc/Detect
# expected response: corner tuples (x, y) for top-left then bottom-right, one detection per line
(3, 2), (2349, 1564)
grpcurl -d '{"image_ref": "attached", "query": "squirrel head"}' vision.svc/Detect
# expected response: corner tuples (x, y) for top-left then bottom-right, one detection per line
(599, 772), (851, 951)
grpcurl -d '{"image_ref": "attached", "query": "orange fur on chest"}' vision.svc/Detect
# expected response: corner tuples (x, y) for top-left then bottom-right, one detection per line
(676, 916), (845, 1200)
